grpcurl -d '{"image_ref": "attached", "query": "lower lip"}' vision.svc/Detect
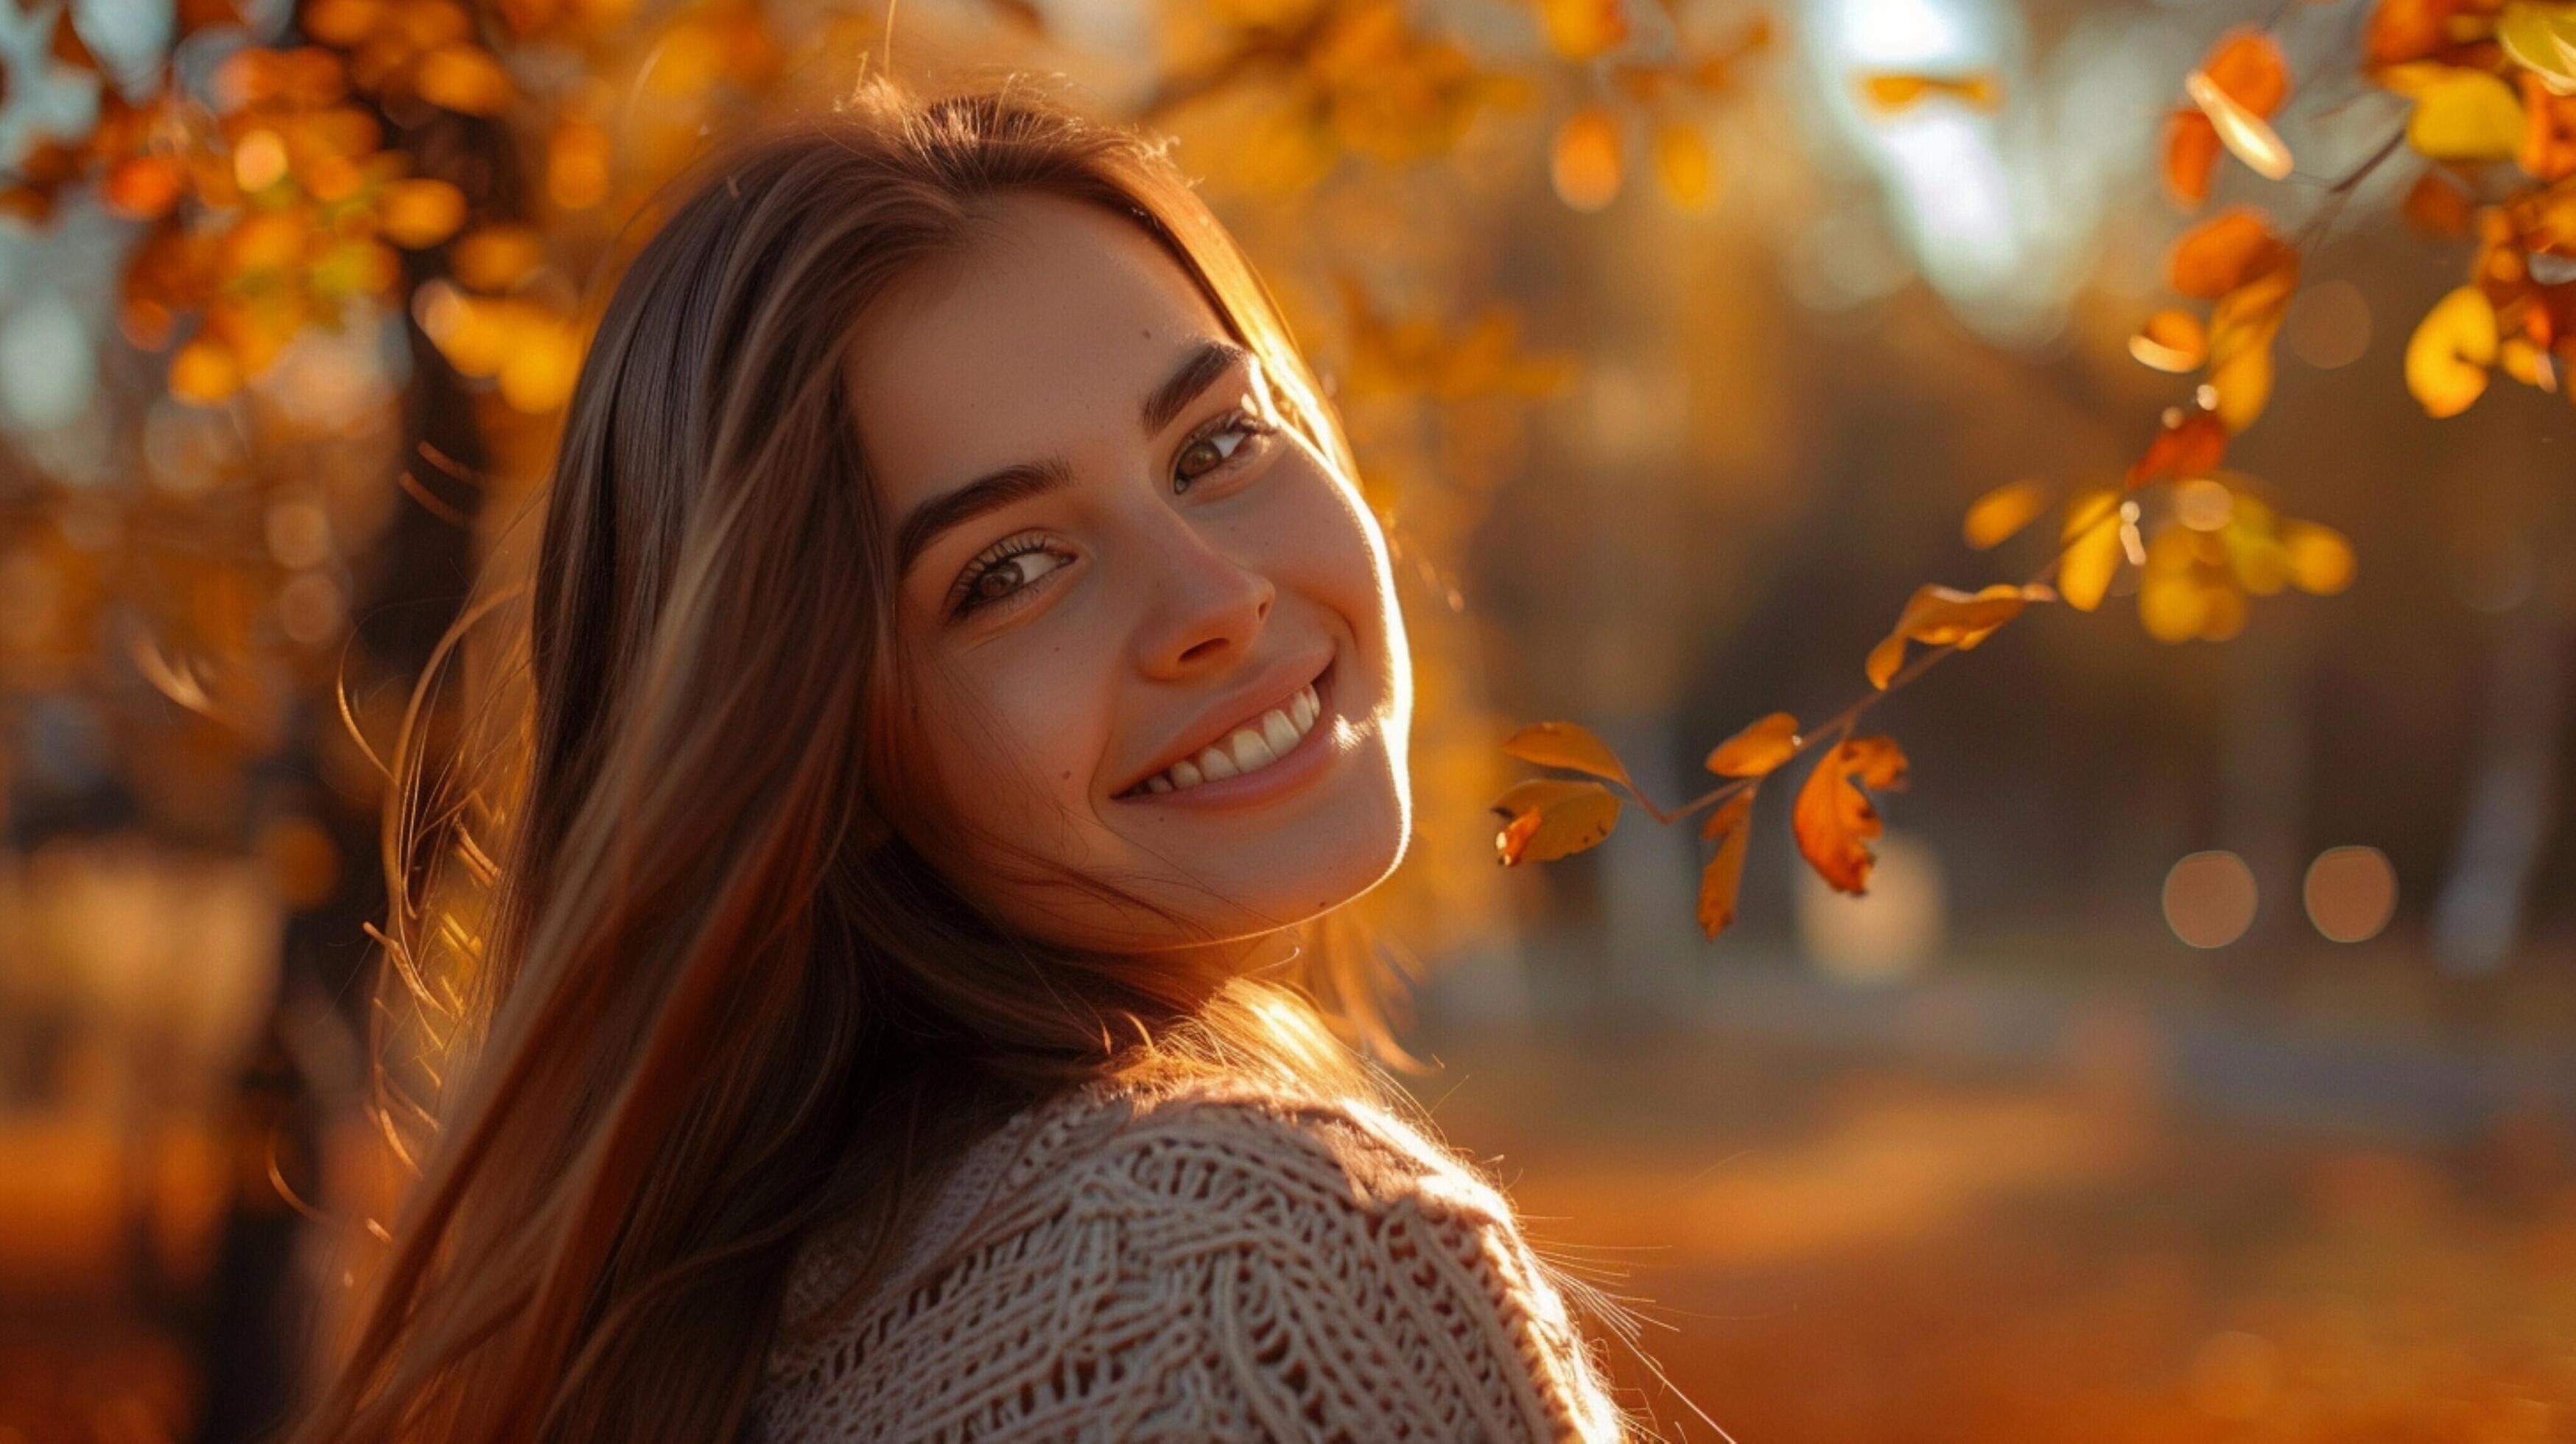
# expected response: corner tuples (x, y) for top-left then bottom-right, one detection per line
(1117, 663), (1341, 812)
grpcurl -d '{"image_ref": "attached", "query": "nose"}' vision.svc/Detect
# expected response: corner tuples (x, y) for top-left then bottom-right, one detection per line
(1129, 512), (1275, 679)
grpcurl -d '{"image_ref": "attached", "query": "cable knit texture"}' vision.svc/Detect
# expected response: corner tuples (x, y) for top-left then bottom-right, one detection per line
(749, 1073), (1626, 1442)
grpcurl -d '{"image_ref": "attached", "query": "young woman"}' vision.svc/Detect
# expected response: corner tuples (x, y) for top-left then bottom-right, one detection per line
(290, 72), (1629, 1442)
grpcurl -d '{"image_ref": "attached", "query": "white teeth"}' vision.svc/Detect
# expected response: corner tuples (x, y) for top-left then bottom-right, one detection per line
(1130, 673), (1329, 796)
(1227, 727), (1277, 772)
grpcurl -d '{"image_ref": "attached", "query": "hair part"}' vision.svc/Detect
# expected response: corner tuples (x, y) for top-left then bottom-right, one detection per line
(291, 73), (1411, 1443)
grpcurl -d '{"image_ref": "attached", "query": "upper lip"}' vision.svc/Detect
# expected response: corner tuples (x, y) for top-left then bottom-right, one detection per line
(1114, 651), (1333, 796)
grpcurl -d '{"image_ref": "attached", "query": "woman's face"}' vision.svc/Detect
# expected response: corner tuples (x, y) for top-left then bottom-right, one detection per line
(847, 191), (1412, 956)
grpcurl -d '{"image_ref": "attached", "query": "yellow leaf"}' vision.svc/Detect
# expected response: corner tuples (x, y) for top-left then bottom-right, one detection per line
(2128, 310), (2208, 372)
(1696, 791), (1755, 939)
(1551, 107), (1621, 211)
(1857, 71), (2002, 113)
(2186, 69), (2295, 180)
(2409, 70), (2526, 161)
(1705, 712), (1800, 777)
(2058, 490), (2123, 611)
(2281, 521), (2356, 594)
(1792, 735), (1906, 895)
(2205, 253), (2297, 432)
(2498, 3), (2576, 96)
(2405, 284), (2498, 417)
(1500, 720), (1634, 788)
(1962, 479), (2051, 549)
(1492, 778), (1622, 865)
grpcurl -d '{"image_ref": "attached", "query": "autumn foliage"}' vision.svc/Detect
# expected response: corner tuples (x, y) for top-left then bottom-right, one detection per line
(1495, 0), (2571, 940)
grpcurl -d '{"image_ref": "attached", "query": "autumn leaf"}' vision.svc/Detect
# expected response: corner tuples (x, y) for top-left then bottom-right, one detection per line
(2205, 250), (2299, 431)
(2499, 3), (2576, 96)
(2410, 69), (2526, 161)
(1696, 791), (1755, 938)
(2521, 74), (2576, 181)
(2164, 28), (2291, 206)
(2402, 172), (2476, 236)
(1492, 778), (1621, 864)
(2163, 111), (2225, 209)
(2129, 309), (2209, 372)
(2128, 406), (2229, 488)
(2406, 284), (2499, 416)
(1864, 582), (2054, 689)
(1500, 720), (1635, 789)
(2170, 208), (2289, 299)
(2186, 69), (2295, 181)
(1705, 711), (1800, 777)
(1962, 479), (2052, 549)
(1857, 71), (2002, 113)
(2058, 490), (2126, 611)
(1792, 735), (1908, 895)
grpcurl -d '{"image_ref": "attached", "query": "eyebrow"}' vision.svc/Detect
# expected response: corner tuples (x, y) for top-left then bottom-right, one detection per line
(894, 338), (1252, 580)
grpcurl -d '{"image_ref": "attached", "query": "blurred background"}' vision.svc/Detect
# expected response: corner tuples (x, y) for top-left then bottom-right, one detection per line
(0, 0), (2569, 1439)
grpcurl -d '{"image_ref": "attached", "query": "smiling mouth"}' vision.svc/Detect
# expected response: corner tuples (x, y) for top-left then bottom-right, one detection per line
(1115, 662), (1333, 799)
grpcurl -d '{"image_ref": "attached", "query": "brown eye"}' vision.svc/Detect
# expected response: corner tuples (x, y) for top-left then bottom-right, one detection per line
(1171, 411), (1274, 494)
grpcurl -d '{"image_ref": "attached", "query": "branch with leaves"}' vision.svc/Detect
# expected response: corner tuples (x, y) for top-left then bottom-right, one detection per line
(1492, 0), (2576, 938)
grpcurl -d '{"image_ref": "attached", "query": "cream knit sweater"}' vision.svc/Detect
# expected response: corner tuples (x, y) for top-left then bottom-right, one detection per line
(750, 1073), (1627, 1441)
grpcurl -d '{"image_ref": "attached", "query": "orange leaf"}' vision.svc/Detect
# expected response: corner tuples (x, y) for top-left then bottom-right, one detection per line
(1792, 735), (1908, 895)
(2202, 27), (2289, 116)
(1857, 71), (2003, 113)
(2368, 0), (2463, 67)
(1696, 791), (1755, 939)
(1538, 0), (1628, 62)
(2129, 310), (2208, 372)
(1865, 583), (2052, 688)
(1705, 711), (1800, 777)
(379, 178), (467, 248)
(1492, 778), (1622, 865)
(1500, 720), (1634, 789)
(2163, 112), (2222, 209)
(2128, 407), (2229, 488)
(2402, 172), (2476, 236)
(1962, 479), (2051, 549)
(2521, 73), (2576, 182)
(2169, 208), (2289, 298)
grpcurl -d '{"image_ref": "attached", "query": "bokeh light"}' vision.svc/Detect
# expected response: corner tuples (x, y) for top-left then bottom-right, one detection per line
(1798, 831), (1948, 985)
(2304, 846), (2397, 943)
(2162, 851), (2257, 949)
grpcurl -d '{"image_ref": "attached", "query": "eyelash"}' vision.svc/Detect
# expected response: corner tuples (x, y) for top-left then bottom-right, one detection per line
(946, 407), (1282, 620)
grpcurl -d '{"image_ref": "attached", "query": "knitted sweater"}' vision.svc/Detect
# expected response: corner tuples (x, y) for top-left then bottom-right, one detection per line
(749, 1073), (1626, 1442)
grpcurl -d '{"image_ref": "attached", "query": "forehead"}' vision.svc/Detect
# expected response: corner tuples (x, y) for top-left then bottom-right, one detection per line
(846, 191), (1235, 507)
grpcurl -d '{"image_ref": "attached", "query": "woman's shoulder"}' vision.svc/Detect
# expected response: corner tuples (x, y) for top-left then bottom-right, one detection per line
(754, 1071), (1629, 1442)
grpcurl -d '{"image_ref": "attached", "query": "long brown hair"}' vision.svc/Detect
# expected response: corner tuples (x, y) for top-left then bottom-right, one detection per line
(292, 72), (1410, 1442)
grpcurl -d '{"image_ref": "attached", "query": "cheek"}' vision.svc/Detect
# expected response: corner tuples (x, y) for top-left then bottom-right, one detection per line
(927, 647), (1115, 833)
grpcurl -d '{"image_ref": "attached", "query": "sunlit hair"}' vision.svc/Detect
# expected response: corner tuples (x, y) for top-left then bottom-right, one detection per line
(289, 72), (1423, 1443)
